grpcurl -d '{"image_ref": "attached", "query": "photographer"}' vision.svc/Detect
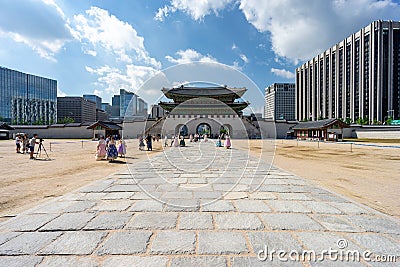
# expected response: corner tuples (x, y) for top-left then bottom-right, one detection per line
(29, 134), (39, 160)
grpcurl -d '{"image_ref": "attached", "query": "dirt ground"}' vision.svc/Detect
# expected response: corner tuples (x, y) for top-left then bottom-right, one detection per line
(0, 139), (163, 221)
(0, 138), (399, 220)
(234, 139), (400, 218)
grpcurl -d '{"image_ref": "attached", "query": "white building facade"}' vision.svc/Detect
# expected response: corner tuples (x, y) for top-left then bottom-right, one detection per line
(296, 20), (400, 123)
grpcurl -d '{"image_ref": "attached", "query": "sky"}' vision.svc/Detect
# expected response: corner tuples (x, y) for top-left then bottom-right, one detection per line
(1, 0), (400, 114)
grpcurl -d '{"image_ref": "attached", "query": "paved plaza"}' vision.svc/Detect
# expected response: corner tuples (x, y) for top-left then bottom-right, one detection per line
(0, 141), (399, 266)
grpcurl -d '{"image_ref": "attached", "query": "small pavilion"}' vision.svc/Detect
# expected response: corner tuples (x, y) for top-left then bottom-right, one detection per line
(0, 122), (14, 140)
(292, 118), (349, 141)
(87, 121), (122, 140)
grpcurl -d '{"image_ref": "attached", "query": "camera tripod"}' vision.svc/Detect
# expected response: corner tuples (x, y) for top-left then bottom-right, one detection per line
(35, 141), (50, 159)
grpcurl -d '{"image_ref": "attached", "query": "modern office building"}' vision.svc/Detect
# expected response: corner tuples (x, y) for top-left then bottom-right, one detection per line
(101, 103), (112, 116)
(57, 97), (96, 123)
(83, 94), (102, 110)
(110, 89), (148, 120)
(138, 98), (148, 117)
(0, 66), (57, 124)
(264, 83), (296, 121)
(296, 20), (400, 123)
(111, 95), (120, 118)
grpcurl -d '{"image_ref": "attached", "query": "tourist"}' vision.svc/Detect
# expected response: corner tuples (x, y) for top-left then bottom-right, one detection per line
(170, 135), (175, 146)
(179, 137), (186, 147)
(106, 136), (118, 161)
(105, 136), (110, 148)
(117, 138), (127, 157)
(164, 135), (168, 147)
(216, 137), (222, 147)
(22, 134), (29, 154)
(204, 134), (208, 142)
(15, 134), (22, 153)
(173, 135), (179, 147)
(95, 136), (107, 161)
(189, 134), (193, 142)
(139, 137), (145, 151)
(146, 134), (153, 151)
(29, 134), (39, 159)
(224, 135), (231, 149)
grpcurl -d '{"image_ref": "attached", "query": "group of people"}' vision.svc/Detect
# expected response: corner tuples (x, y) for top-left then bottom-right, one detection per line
(95, 135), (126, 162)
(139, 134), (155, 151)
(15, 133), (40, 159)
(216, 134), (231, 148)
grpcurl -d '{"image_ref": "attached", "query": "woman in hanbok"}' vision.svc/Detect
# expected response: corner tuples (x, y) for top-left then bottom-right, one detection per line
(173, 135), (179, 147)
(117, 139), (127, 157)
(224, 135), (231, 149)
(95, 136), (107, 160)
(139, 137), (145, 150)
(107, 136), (118, 161)
(216, 136), (222, 147)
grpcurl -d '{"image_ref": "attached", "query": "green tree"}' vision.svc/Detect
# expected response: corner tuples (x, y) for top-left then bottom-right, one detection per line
(58, 117), (75, 124)
(385, 116), (393, 125)
(344, 118), (353, 124)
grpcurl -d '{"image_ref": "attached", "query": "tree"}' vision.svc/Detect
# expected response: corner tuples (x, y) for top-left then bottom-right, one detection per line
(58, 117), (75, 124)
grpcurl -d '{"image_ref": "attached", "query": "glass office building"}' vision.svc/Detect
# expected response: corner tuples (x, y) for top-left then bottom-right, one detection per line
(296, 20), (400, 123)
(0, 66), (57, 124)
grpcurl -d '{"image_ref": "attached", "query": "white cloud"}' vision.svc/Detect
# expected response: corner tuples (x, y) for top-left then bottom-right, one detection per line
(86, 64), (160, 98)
(157, 1), (400, 64)
(0, 0), (73, 61)
(74, 6), (160, 68)
(271, 68), (295, 79)
(240, 54), (249, 64)
(238, 0), (400, 63)
(166, 49), (218, 64)
(155, 0), (234, 21)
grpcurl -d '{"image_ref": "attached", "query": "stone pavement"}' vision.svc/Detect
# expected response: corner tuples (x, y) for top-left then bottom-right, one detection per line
(0, 141), (399, 267)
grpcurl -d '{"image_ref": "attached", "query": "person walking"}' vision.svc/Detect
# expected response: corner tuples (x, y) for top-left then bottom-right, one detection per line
(139, 137), (145, 151)
(117, 138), (127, 157)
(22, 134), (29, 154)
(29, 134), (39, 159)
(95, 136), (107, 161)
(106, 136), (118, 162)
(15, 134), (22, 153)
(146, 134), (153, 151)
(173, 135), (179, 147)
(164, 135), (169, 147)
(224, 135), (231, 149)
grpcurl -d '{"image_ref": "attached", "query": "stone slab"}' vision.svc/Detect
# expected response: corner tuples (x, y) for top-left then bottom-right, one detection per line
(39, 232), (105, 255)
(215, 213), (264, 230)
(0, 232), (60, 255)
(83, 212), (132, 230)
(97, 231), (152, 255)
(179, 213), (213, 230)
(260, 214), (323, 231)
(39, 213), (95, 231)
(126, 213), (178, 229)
(198, 232), (249, 254)
(150, 231), (196, 254)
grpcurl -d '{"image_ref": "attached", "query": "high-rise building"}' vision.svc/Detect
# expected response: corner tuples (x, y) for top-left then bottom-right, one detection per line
(110, 89), (148, 120)
(138, 98), (148, 116)
(111, 95), (120, 118)
(264, 83), (296, 121)
(120, 89), (137, 118)
(101, 103), (112, 116)
(296, 20), (400, 123)
(57, 97), (96, 123)
(0, 66), (57, 124)
(83, 94), (102, 110)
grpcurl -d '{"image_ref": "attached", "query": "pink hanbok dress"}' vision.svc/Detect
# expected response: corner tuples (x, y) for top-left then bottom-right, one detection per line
(224, 136), (231, 149)
(96, 139), (107, 160)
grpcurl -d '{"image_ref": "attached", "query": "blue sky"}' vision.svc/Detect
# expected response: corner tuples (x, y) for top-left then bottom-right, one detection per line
(1, 0), (400, 113)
